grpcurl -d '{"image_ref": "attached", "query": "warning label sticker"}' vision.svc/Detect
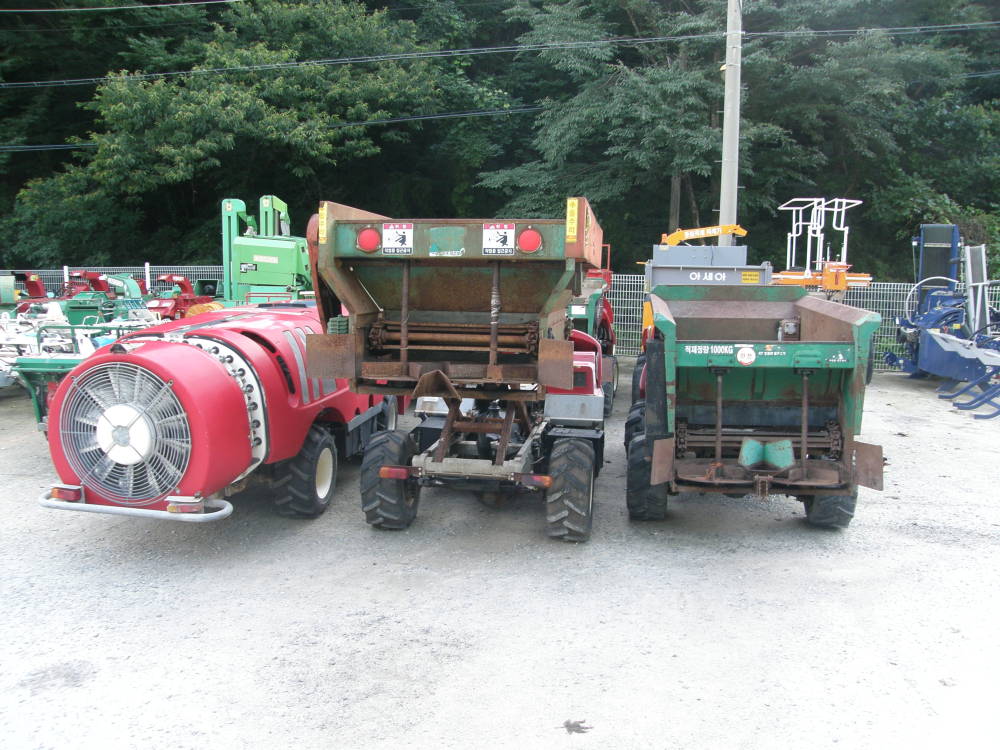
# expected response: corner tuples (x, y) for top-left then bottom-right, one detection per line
(382, 223), (413, 255)
(741, 271), (761, 284)
(483, 223), (515, 255)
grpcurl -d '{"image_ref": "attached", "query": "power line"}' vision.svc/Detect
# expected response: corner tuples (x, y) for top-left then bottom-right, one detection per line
(0, 1), (241, 12)
(2, 21), (998, 90)
(0, 104), (543, 150)
(960, 69), (1000, 79)
(0, 143), (97, 152)
(0, 32), (723, 89)
(0, 19), (209, 32)
(747, 20), (1000, 38)
(335, 104), (543, 128)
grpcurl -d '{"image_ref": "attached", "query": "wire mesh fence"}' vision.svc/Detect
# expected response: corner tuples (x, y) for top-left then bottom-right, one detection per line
(608, 274), (1000, 372)
(607, 273), (645, 357)
(5, 266), (997, 374)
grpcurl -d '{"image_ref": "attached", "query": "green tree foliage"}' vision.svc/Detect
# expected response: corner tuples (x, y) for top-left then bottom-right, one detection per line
(480, 0), (1000, 278)
(1, 0), (998, 278)
(2, 0), (507, 265)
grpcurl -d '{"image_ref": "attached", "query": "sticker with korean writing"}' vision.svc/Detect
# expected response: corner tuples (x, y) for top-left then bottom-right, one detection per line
(736, 346), (757, 366)
(483, 223), (515, 255)
(565, 198), (578, 242)
(382, 223), (413, 255)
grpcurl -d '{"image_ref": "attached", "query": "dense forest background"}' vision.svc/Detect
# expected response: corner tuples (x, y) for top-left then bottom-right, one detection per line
(1, 0), (997, 278)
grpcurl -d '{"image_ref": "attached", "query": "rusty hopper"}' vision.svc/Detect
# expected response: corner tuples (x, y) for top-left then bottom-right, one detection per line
(629, 284), (884, 528)
(306, 198), (604, 398)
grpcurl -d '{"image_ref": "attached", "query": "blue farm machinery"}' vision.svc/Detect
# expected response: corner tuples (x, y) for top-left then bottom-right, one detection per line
(886, 224), (1000, 419)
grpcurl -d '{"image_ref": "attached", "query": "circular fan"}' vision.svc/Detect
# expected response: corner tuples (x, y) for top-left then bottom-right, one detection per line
(59, 362), (191, 505)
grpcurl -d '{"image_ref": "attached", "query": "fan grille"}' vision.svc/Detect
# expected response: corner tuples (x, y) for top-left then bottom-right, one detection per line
(60, 362), (191, 505)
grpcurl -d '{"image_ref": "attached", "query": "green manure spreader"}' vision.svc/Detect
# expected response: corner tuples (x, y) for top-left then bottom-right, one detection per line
(628, 282), (883, 529)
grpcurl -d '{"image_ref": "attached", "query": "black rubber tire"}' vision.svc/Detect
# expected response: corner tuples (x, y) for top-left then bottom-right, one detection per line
(803, 493), (857, 529)
(631, 354), (646, 405)
(360, 430), (421, 530)
(626, 433), (669, 521)
(545, 438), (596, 542)
(273, 424), (338, 518)
(598, 323), (614, 357)
(624, 400), (646, 453)
(602, 381), (614, 418)
(609, 355), (620, 395)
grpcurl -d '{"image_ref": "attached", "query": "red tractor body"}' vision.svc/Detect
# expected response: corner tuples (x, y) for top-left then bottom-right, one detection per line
(43, 302), (393, 521)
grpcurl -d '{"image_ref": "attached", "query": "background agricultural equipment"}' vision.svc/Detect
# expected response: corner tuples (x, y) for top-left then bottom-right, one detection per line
(221, 195), (313, 304)
(40, 303), (395, 521)
(628, 245), (883, 529)
(306, 197), (613, 541)
(566, 242), (618, 415)
(144, 274), (216, 320)
(771, 197), (873, 294)
(885, 225), (1000, 418)
(0, 272), (49, 315)
(1, 271), (155, 396)
(4, 196), (317, 421)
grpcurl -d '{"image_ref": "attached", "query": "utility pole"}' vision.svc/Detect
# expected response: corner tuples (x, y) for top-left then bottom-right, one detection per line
(669, 174), (682, 232)
(718, 0), (742, 246)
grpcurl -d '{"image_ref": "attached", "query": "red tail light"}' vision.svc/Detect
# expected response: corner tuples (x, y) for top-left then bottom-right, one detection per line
(50, 485), (83, 502)
(357, 227), (381, 253)
(379, 466), (412, 480)
(517, 228), (543, 253)
(514, 473), (552, 488)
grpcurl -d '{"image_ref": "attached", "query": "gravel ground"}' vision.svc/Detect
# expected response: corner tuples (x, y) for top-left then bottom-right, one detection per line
(1, 362), (998, 749)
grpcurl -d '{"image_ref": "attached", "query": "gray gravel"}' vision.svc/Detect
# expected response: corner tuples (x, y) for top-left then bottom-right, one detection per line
(1, 362), (998, 749)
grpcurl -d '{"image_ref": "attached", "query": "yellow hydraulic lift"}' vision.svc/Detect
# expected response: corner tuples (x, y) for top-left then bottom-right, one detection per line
(660, 224), (747, 246)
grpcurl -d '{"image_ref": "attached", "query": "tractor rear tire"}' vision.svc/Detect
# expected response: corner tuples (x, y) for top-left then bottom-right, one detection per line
(803, 493), (857, 529)
(273, 424), (338, 518)
(631, 354), (646, 405)
(626, 433), (669, 521)
(624, 400), (646, 453)
(360, 430), (421, 530)
(602, 381), (614, 418)
(545, 439), (596, 542)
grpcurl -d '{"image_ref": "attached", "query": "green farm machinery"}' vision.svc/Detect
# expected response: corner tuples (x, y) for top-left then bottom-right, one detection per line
(221, 195), (313, 304)
(628, 246), (883, 528)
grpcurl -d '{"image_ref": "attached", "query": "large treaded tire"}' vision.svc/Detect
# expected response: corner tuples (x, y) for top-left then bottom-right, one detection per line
(360, 430), (421, 530)
(273, 424), (338, 518)
(631, 354), (646, 405)
(545, 439), (596, 542)
(624, 400), (646, 453)
(602, 381), (614, 418)
(803, 493), (857, 529)
(626, 433), (668, 521)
